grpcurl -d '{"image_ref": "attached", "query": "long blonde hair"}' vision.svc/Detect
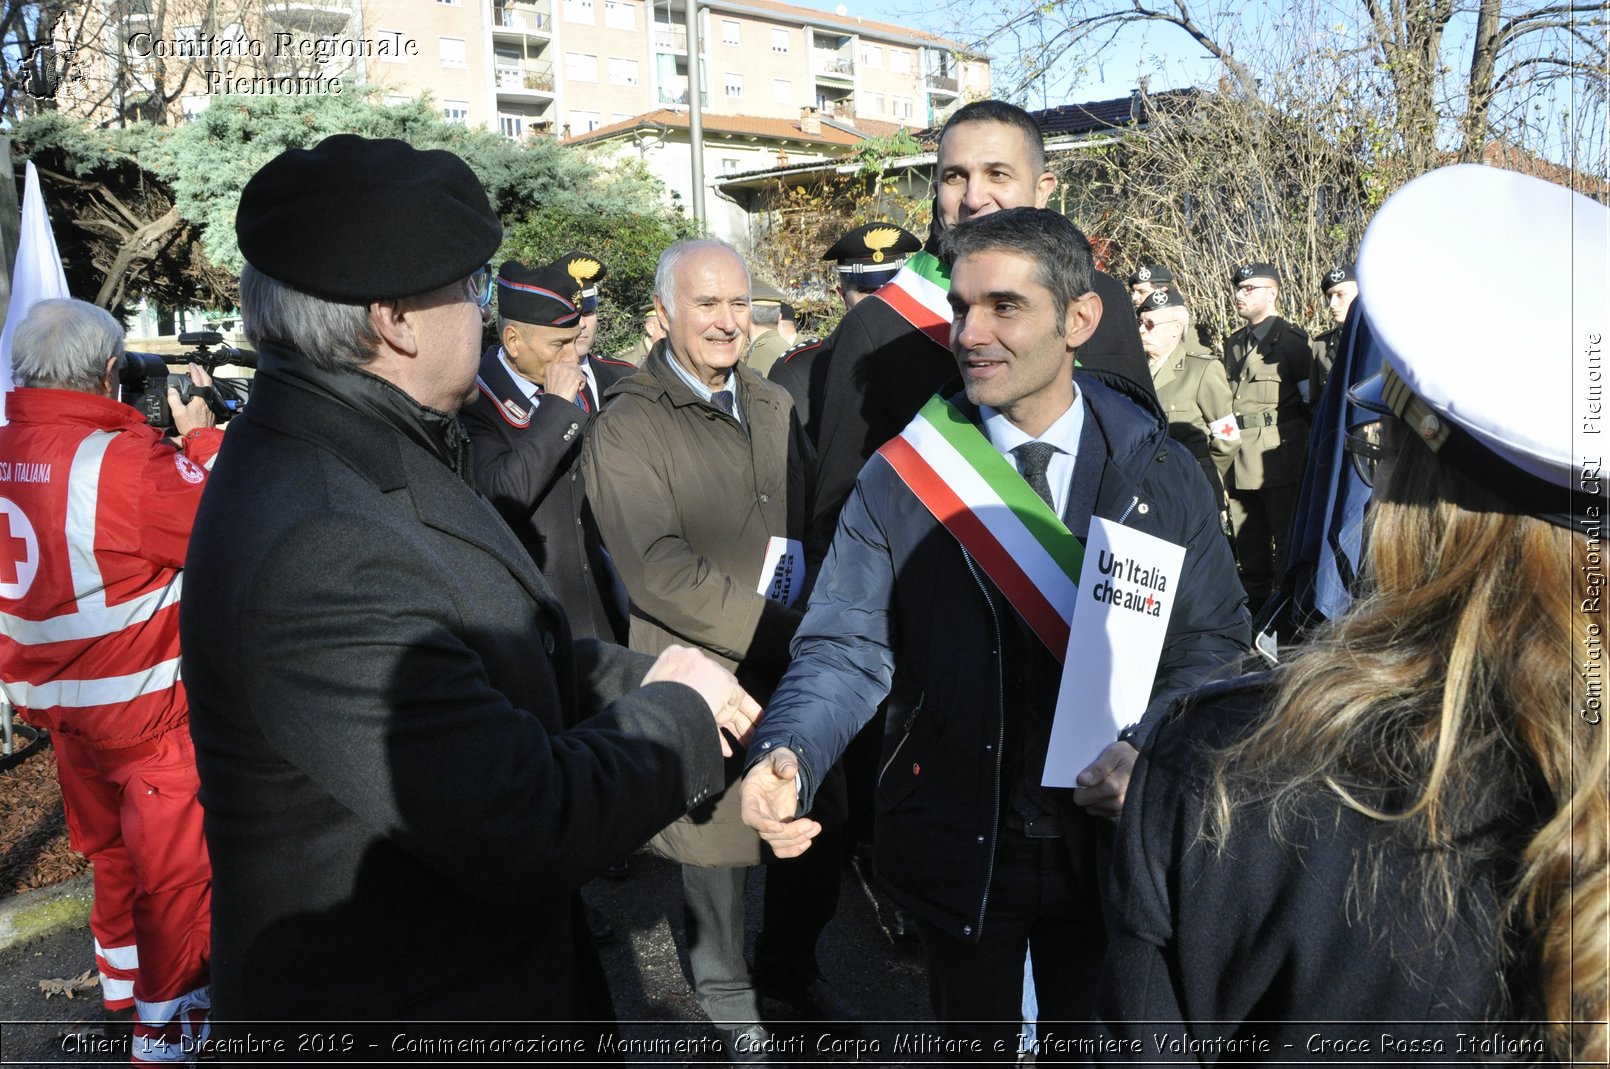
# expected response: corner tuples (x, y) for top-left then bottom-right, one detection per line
(1208, 428), (1607, 1064)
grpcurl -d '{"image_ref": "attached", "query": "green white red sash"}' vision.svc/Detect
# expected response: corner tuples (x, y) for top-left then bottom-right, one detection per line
(874, 250), (952, 350)
(877, 396), (1084, 661)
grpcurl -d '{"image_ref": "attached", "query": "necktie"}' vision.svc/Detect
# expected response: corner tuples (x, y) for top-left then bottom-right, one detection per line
(711, 390), (735, 417)
(1013, 442), (1059, 511)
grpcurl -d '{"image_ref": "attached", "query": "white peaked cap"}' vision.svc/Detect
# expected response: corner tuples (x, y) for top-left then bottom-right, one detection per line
(1355, 163), (1607, 492)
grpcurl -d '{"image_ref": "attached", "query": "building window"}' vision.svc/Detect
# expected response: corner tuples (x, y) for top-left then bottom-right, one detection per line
(568, 110), (602, 132)
(892, 95), (912, 119)
(443, 100), (470, 124)
(563, 0), (594, 22)
(862, 90), (883, 113)
(608, 57), (639, 85)
(859, 43), (882, 68)
(439, 37), (466, 67)
(566, 51), (598, 80)
(605, 0), (634, 29)
(500, 114), (524, 139)
(721, 19), (740, 45)
(771, 27), (789, 53)
(724, 72), (743, 97)
(721, 157), (741, 173)
(438, 0), (461, 6)
(891, 49), (910, 74)
(773, 77), (791, 105)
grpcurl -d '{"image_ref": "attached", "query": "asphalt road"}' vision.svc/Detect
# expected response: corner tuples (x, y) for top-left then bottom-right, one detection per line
(0, 850), (938, 1067)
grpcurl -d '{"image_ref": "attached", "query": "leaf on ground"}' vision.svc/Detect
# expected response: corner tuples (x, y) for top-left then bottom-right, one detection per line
(38, 969), (98, 1000)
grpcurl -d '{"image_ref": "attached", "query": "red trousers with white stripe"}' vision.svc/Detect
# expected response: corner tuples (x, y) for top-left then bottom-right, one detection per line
(53, 727), (213, 1064)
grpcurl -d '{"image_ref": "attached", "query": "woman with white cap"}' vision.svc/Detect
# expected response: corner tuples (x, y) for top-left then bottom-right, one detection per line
(1095, 164), (1606, 1064)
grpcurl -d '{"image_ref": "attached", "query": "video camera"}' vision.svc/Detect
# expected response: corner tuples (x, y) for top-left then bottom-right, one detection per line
(120, 331), (256, 432)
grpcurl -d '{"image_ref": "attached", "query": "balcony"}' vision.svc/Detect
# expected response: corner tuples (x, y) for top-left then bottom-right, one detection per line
(493, 1), (553, 38)
(924, 71), (958, 93)
(495, 60), (555, 96)
(812, 51), (854, 80)
(652, 23), (688, 52)
(265, 0), (353, 32)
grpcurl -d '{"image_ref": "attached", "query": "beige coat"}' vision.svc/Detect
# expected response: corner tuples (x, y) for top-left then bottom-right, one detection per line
(583, 344), (808, 866)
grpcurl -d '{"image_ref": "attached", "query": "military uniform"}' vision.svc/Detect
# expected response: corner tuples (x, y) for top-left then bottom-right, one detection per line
(1223, 313), (1311, 608)
(744, 329), (790, 376)
(1150, 342), (1240, 501)
(1309, 327), (1341, 406)
(768, 336), (827, 445)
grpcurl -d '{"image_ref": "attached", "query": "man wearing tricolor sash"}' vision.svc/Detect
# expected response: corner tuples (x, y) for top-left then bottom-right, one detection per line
(742, 209), (1247, 1056)
(803, 100), (1155, 574)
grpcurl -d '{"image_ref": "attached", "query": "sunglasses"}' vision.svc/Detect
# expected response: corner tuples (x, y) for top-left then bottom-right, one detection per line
(466, 263), (495, 309)
(1343, 422), (1395, 487)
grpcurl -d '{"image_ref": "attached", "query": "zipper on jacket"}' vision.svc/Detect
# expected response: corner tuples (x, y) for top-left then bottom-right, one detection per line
(961, 547), (1005, 941)
(1117, 495), (1139, 524)
(875, 691), (925, 790)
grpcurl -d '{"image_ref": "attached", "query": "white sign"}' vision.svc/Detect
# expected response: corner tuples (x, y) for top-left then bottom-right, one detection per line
(757, 536), (806, 608)
(1041, 517), (1186, 788)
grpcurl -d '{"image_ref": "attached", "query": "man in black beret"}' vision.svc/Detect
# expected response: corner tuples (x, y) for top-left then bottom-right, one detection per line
(1222, 260), (1312, 609)
(181, 134), (759, 1037)
(1309, 262), (1357, 401)
(555, 250), (635, 409)
(1127, 262), (1174, 309)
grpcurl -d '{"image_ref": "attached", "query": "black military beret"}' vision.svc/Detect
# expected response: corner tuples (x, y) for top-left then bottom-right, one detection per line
(823, 223), (921, 269)
(1140, 288), (1187, 313)
(1321, 263), (1357, 292)
(1233, 262), (1280, 285)
(236, 135), (501, 302)
(1128, 263), (1174, 286)
(556, 251), (607, 312)
(497, 260), (583, 327)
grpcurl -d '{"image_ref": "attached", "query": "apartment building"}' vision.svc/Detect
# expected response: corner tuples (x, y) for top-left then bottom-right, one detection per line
(51, 0), (987, 140)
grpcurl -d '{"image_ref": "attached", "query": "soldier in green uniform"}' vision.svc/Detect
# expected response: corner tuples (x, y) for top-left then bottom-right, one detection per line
(1223, 261), (1311, 609)
(744, 281), (791, 376)
(1309, 263), (1357, 403)
(1138, 288), (1240, 510)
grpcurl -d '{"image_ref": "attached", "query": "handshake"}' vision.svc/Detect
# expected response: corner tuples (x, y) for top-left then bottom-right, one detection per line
(642, 645), (763, 758)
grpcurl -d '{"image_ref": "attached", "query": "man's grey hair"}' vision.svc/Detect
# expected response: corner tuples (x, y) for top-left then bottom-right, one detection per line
(240, 264), (381, 372)
(938, 208), (1094, 333)
(11, 298), (125, 392)
(652, 239), (749, 323)
(749, 303), (780, 327)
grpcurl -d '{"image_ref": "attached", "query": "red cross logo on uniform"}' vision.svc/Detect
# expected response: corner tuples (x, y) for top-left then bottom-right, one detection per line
(0, 499), (39, 597)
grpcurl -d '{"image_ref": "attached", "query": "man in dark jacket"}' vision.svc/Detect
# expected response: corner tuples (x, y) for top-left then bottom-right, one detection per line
(741, 209), (1248, 1057)
(583, 239), (852, 1063)
(181, 135), (758, 1042)
(462, 258), (627, 645)
(803, 100), (1154, 572)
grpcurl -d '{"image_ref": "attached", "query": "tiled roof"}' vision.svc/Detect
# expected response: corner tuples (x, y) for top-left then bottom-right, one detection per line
(563, 108), (885, 148)
(1032, 89), (1199, 138)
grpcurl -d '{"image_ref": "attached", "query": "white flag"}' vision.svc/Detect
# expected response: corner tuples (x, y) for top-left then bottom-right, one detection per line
(0, 161), (72, 424)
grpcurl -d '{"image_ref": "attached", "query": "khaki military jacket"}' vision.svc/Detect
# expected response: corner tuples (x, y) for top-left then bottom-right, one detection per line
(1223, 315), (1312, 490)
(1309, 327), (1341, 407)
(1151, 343), (1240, 479)
(744, 329), (790, 376)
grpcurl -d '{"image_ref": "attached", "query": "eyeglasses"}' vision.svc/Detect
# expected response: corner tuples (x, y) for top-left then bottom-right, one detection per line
(465, 263), (495, 310)
(1343, 422), (1394, 487)
(1235, 283), (1273, 295)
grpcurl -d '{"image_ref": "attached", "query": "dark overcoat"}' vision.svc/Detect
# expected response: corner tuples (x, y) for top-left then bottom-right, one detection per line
(181, 351), (725, 1024)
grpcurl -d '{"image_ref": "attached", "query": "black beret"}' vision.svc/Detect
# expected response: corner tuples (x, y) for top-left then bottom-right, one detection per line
(1139, 288), (1187, 313)
(555, 251), (607, 312)
(497, 260), (583, 327)
(1128, 263), (1173, 286)
(823, 223), (921, 268)
(1321, 263), (1357, 291)
(236, 135), (502, 302)
(1233, 261), (1280, 285)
